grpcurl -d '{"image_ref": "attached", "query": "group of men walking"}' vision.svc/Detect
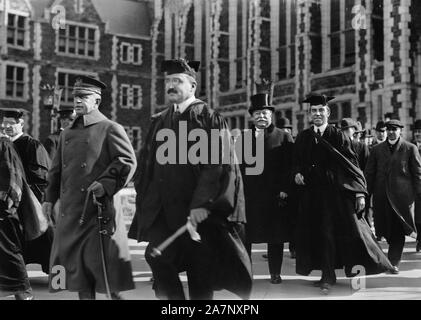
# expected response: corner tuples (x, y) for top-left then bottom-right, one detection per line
(0, 57), (420, 300)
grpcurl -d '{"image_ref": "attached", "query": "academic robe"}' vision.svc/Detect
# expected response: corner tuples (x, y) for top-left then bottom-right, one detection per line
(293, 125), (393, 277)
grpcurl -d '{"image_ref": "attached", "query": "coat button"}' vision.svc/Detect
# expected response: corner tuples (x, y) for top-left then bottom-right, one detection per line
(65, 140), (69, 145)
(81, 163), (87, 168)
(63, 164), (67, 168)
(81, 188), (85, 192)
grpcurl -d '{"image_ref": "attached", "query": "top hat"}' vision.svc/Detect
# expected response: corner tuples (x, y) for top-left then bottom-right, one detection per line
(249, 93), (275, 115)
(414, 119), (421, 130)
(375, 120), (386, 132)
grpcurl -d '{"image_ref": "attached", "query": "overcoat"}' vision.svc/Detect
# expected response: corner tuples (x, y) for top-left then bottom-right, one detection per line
(239, 124), (293, 243)
(412, 141), (421, 225)
(365, 139), (421, 239)
(45, 109), (137, 294)
(43, 130), (62, 162)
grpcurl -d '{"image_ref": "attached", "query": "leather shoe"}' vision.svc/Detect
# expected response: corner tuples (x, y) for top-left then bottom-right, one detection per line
(389, 266), (399, 274)
(270, 274), (282, 284)
(14, 292), (34, 300)
(313, 278), (336, 287)
(416, 241), (421, 252)
(320, 282), (331, 295)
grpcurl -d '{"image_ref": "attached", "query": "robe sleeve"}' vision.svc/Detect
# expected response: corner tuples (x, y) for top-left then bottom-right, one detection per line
(97, 123), (137, 197)
(45, 135), (62, 204)
(409, 144), (421, 195)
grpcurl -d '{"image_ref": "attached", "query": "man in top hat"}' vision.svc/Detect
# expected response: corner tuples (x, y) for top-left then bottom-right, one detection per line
(411, 119), (421, 252)
(365, 119), (421, 272)
(1, 108), (52, 275)
(43, 75), (137, 299)
(293, 94), (393, 294)
(373, 120), (387, 147)
(239, 90), (293, 284)
(129, 58), (250, 300)
(339, 118), (370, 171)
(43, 106), (76, 161)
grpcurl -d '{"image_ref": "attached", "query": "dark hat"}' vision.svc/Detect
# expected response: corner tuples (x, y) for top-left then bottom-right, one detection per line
(249, 93), (274, 115)
(57, 106), (75, 119)
(414, 119), (421, 130)
(375, 120), (386, 132)
(161, 59), (200, 79)
(72, 75), (106, 95)
(0, 108), (25, 119)
(302, 94), (335, 106)
(339, 118), (357, 130)
(385, 119), (404, 129)
(277, 117), (292, 129)
(362, 129), (374, 138)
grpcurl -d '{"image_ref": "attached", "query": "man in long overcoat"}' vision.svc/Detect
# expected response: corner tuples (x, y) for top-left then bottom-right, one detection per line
(128, 59), (251, 300)
(43, 76), (137, 299)
(294, 94), (393, 294)
(365, 120), (421, 271)
(1, 108), (52, 274)
(240, 93), (293, 284)
(412, 119), (421, 252)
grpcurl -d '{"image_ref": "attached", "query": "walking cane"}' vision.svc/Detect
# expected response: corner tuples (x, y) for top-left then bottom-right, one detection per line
(150, 219), (201, 258)
(93, 194), (112, 299)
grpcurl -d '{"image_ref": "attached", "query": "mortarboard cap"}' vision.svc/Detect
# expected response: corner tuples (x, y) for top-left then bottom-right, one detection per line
(386, 119), (404, 129)
(0, 108), (25, 119)
(249, 93), (274, 115)
(161, 59), (200, 79)
(72, 75), (106, 95)
(302, 94), (335, 106)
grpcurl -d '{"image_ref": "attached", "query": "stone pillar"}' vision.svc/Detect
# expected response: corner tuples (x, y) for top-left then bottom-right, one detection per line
(384, 0), (413, 138)
(295, 0), (313, 131)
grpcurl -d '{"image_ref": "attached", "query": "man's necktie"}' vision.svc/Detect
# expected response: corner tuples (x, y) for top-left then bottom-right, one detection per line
(317, 129), (322, 137)
(173, 105), (181, 122)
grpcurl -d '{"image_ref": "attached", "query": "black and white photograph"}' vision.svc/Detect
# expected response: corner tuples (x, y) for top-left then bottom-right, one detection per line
(0, 0), (420, 305)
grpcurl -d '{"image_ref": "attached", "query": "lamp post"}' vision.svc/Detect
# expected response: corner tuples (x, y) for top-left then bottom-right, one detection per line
(40, 84), (63, 134)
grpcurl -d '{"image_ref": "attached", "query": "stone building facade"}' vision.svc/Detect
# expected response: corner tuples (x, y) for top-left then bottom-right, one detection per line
(153, 0), (421, 139)
(0, 0), (153, 152)
(2, 0), (421, 143)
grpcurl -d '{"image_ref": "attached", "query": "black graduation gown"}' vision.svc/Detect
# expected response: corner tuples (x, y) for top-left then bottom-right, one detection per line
(293, 125), (393, 276)
(13, 134), (52, 273)
(0, 138), (30, 295)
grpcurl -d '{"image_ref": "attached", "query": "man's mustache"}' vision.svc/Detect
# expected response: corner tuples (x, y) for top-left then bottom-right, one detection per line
(167, 89), (178, 94)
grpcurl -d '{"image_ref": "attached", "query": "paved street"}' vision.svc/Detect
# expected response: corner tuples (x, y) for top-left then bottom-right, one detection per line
(2, 237), (420, 300)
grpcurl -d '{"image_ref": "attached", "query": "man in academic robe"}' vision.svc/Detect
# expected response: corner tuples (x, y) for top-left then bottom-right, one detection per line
(129, 58), (250, 300)
(1, 108), (52, 274)
(365, 120), (421, 272)
(293, 94), (393, 294)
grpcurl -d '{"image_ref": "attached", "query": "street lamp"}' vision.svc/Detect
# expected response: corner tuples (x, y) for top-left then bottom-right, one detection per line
(40, 84), (63, 134)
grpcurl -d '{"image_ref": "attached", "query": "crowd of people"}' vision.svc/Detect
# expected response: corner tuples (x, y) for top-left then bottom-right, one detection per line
(0, 57), (420, 300)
